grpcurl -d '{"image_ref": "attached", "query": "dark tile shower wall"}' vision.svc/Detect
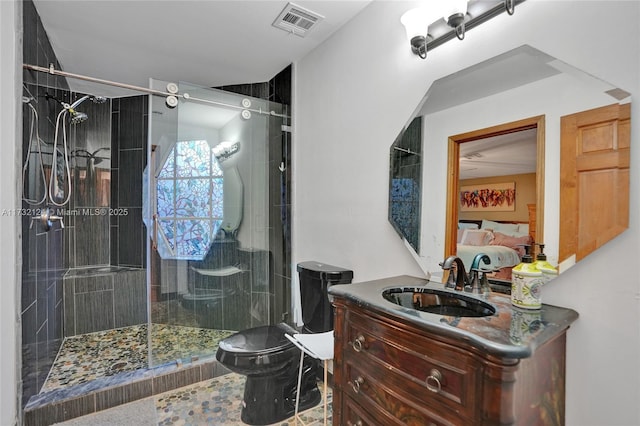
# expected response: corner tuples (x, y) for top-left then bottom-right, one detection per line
(217, 65), (293, 325)
(22, 0), (150, 407)
(389, 116), (422, 252)
(269, 66), (293, 325)
(111, 96), (148, 268)
(65, 98), (112, 268)
(57, 96), (148, 338)
(63, 268), (147, 336)
(21, 0), (69, 406)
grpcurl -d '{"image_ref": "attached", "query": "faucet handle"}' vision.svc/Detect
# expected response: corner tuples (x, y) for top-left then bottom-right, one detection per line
(466, 267), (491, 295)
(479, 269), (492, 297)
(445, 269), (457, 289)
(439, 260), (457, 289)
(464, 268), (478, 293)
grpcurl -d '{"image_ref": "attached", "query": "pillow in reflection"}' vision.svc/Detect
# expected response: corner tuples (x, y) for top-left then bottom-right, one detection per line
(460, 229), (494, 246)
(481, 220), (524, 237)
(490, 232), (533, 256)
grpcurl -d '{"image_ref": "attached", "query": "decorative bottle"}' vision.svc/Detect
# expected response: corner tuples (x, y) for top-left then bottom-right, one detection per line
(534, 243), (558, 284)
(511, 245), (544, 310)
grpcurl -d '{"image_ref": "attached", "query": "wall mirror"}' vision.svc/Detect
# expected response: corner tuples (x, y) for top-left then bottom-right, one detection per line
(388, 44), (631, 280)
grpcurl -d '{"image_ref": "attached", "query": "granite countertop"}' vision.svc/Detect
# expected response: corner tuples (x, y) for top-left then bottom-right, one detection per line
(328, 275), (579, 359)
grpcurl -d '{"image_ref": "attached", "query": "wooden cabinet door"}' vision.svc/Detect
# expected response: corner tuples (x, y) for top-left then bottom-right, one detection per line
(559, 103), (630, 263)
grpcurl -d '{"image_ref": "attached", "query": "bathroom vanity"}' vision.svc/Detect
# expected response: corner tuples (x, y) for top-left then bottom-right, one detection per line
(328, 276), (578, 426)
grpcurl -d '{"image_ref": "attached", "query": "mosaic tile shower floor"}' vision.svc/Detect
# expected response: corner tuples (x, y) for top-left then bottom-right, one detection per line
(42, 324), (234, 392)
(55, 372), (332, 426)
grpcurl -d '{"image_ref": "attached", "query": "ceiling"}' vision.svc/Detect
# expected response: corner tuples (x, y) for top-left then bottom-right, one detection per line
(32, 0), (372, 97)
(421, 46), (554, 180)
(419, 44), (621, 180)
(459, 128), (537, 180)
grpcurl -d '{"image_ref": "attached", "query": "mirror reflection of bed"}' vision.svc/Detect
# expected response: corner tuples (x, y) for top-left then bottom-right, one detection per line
(452, 125), (538, 286)
(457, 219), (533, 284)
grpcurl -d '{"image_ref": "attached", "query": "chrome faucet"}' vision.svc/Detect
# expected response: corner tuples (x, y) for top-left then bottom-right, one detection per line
(440, 256), (469, 291)
(467, 254), (491, 296)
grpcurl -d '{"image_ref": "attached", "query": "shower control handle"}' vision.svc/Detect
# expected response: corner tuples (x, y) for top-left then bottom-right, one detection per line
(30, 207), (64, 231)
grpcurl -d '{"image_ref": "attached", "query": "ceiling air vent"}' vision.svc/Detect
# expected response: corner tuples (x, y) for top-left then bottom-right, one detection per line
(272, 2), (324, 37)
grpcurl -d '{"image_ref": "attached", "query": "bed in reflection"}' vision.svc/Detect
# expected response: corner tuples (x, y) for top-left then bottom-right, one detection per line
(457, 220), (532, 280)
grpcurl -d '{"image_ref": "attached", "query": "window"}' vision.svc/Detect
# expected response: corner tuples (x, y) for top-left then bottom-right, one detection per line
(156, 140), (223, 260)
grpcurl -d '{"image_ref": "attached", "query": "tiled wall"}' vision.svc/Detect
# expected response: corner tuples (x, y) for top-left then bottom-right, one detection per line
(111, 96), (148, 268)
(63, 268), (146, 336)
(21, 0), (150, 406)
(268, 67), (292, 325)
(216, 65), (293, 326)
(389, 115), (422, 252)
(21, 0), (70, 407)
(64, 98), (112, 269)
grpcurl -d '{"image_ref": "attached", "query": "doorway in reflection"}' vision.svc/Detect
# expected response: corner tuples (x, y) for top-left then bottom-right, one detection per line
(446, 119), (544, 282)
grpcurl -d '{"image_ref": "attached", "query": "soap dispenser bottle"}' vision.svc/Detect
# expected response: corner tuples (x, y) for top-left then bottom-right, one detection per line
(511, 245), (544, 310)
(534, 243), (558, 284)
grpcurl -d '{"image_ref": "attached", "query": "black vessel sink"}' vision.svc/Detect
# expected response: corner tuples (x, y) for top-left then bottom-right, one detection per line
(382, 287), (496, 317)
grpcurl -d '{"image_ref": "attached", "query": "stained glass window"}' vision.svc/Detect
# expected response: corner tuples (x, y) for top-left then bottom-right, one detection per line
(156, 140), (223, 260)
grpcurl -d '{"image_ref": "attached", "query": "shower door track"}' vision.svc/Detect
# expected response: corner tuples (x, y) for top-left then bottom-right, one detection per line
(23, 63), (290, 118)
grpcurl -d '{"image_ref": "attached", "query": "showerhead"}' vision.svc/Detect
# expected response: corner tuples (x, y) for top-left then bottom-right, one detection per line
(92, 96), (108, 104)
(69, 94), (108, 109)
(44, 92), (108, 124)
(69, 110), (88, 124)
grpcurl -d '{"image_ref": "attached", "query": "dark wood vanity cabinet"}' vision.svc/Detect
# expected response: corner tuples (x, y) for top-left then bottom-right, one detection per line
(331, 299), (569, 426)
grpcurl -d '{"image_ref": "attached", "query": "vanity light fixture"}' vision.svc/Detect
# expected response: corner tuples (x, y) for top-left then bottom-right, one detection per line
(401, 0), (523, 59)
(212, 141), (240, 163)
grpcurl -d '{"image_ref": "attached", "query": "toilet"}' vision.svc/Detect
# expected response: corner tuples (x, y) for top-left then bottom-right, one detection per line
(216, 261), (353, 425)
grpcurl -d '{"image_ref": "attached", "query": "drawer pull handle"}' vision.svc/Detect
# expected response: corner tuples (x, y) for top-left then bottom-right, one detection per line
(349, 376), (365, 394)
(347, 421), (363, 426)
(425, 369), (442, 393)
(352, 334), (366, 352)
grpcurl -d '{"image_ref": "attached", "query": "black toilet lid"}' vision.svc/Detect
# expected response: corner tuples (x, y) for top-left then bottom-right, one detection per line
(218, 323), (296, 355)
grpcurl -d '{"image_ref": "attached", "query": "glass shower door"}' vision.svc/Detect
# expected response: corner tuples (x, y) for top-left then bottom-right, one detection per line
(146, 80), (282, 367)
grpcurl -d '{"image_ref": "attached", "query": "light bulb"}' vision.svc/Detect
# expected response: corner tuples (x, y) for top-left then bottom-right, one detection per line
(400, 8), (428, 42)
(443, 0), (468, 26)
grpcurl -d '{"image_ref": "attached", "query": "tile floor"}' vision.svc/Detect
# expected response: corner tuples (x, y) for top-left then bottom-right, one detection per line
(54, 372), (332, 426)
(38, 323), (331, 425)
(42, 324), (234, 392)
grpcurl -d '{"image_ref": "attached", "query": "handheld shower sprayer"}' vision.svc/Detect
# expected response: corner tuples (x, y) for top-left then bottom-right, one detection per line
(43, 92), (108, 206)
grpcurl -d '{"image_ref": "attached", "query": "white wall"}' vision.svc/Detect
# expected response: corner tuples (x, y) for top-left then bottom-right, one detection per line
(294, 1), (640, 425)
(0, 0), (20, 424)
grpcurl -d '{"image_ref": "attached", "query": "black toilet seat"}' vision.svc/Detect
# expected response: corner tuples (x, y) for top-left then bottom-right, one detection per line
(216, 323), (299, 372)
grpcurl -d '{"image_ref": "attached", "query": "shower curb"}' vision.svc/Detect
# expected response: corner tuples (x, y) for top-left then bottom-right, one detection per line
(23, 358), (230, 426)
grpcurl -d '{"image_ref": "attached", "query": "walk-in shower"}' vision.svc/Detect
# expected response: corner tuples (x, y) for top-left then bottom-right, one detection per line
(21, 64), (290, 424)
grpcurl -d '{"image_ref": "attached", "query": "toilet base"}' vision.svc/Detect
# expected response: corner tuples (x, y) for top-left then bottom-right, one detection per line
(240, 356), (320, 425)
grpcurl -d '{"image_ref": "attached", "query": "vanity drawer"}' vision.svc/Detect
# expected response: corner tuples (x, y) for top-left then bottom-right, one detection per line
(343, 359), (461, 426)
(344, 311), (480, 417)
(342, 395), (383, 426)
